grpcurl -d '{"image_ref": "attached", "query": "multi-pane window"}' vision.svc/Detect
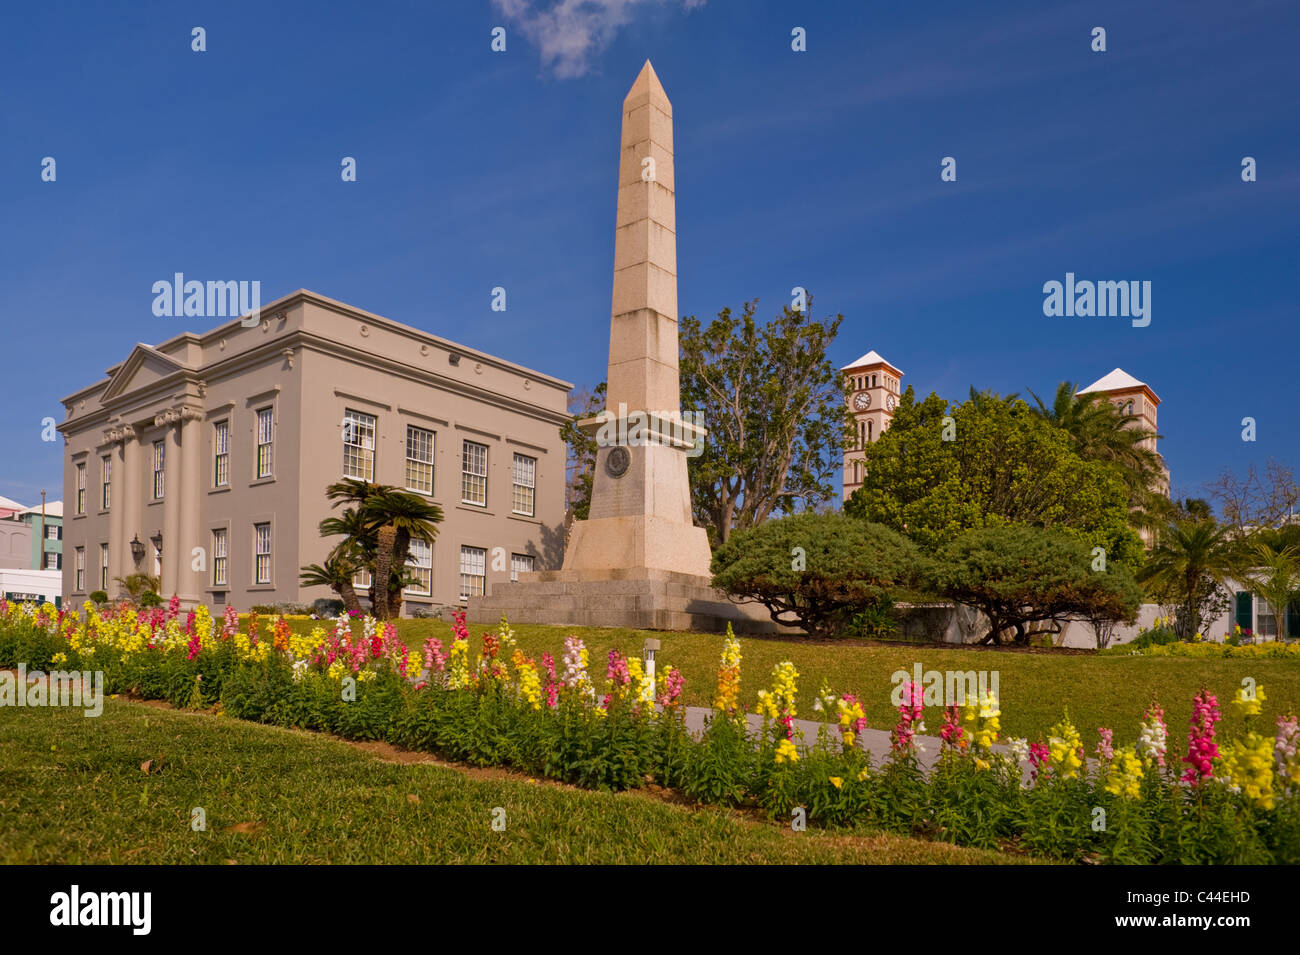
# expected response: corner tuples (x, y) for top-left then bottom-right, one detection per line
(75, 463), (86, 514)
(405, 426), (435, 494)
(45, 524), (60, 540)
(101, 455), (112, 510)
(512, 454), (536, 516)
(461, 441), (488, 506)
(212, 528), (228, 586)
(253, 522), (271, 585)
(511, 553), (535, 582)
(353, 568), (373, 590)
(342, 410), (376, 480)
(74, 547), (85, 592)
(99, 544), (109, 590)
(1257, 598), (1279, 639)
(213, 420), (230, 487)
(256, 407), (274, 478)
(152, 440), (166, 499)
(459, 545), (486, 600)
(44, 552), (60, 570)
(406, 539), (432, 595)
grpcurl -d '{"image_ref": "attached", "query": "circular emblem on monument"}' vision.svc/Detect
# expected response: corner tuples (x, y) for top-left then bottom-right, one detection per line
(605, 446), (631, 478)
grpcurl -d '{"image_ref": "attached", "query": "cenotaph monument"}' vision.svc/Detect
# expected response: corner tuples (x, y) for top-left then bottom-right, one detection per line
(469, 61), (779, 632)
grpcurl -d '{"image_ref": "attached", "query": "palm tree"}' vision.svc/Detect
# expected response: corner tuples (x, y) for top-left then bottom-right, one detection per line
(317, 479), (443, 619)
(1241, 542), (1300, 642)
(1138, 519), (1240, 640)
(1029, 381), (1168, 531)
(299, 555), (363, 616)
(366, 489), (443, 619)
(319, 506), (378, 609)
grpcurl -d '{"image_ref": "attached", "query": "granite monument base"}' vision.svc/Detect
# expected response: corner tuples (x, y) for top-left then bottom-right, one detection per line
(467, 567), (795, 634)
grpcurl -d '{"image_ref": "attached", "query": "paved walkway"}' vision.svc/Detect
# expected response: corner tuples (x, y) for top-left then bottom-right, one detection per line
(682, 706), (1031, 778)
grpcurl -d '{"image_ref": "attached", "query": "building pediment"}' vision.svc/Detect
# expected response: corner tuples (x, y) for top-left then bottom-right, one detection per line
(100, 344), (190, 403)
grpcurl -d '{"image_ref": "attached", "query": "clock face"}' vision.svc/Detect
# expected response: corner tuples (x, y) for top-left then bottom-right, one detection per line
(885, 394), (896, 412)
(852, 392), (871, 411)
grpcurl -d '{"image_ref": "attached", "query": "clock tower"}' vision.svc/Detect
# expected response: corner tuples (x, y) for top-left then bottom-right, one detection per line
(841, 350), (903, 501)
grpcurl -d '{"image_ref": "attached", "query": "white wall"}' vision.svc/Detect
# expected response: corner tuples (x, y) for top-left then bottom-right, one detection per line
(0, 567), (63, 605)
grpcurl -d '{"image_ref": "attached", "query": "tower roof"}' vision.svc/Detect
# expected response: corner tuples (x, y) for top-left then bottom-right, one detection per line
(842, 350), (903, 375)
(1078, 368), (1159, 403)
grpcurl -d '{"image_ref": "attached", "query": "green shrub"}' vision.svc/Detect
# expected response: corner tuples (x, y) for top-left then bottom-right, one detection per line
(711, 513), (922, 638)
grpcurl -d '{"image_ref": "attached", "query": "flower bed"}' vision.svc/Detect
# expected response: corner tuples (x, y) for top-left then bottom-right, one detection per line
(3, 599), (1298, 863)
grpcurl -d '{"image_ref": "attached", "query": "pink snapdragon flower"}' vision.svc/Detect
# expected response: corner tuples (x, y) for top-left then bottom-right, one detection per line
(541, 652), (559, 708)
(1181, 688), (1221, 784)
(1096, 727), (1114, 763)
(891, 681), (924, 754)
(423, 637), (446, 673)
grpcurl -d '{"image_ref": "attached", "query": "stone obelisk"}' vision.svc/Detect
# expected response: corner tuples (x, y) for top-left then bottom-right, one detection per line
(468, 62), (783, 632)
(562, 60), (713, 576)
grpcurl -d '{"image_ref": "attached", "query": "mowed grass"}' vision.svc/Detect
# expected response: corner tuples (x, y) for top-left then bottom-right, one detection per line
(0, 697), (1028, 865)
(278, 618), (1300, 745)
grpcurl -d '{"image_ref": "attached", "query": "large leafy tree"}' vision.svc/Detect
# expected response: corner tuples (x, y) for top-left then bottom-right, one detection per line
(680, 298), (852, 545)
(560, 382), (605, 525)
(926, 525), (1142, 645)
(312, 479), (443, 620)
(710, 513), (922, 638)
(845, 387), (1144, 568)
(1137, 518), (1240, 641)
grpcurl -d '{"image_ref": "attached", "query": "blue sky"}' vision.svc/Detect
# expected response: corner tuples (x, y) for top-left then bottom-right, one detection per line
(2, 0), (1297, 508)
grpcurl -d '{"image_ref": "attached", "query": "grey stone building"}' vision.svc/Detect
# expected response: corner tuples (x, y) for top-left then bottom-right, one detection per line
(57, 289), (571, 614)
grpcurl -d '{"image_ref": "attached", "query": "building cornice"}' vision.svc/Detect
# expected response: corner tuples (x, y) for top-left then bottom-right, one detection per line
(141, 288), (574, 393)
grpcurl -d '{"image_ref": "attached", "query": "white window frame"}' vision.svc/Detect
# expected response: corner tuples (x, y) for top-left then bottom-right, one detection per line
(212, 528), (228, 587)
(461, 441), (488, 506)
(74, 547), (85, 592)
(255, 407), (274, 478)
(512, 453), (536, 517)
(253, 522), (271, 585)
(459, 545), (486, 600)
(152, 439), (166, 499)
(75, 463), (86, 514)
(405, 425), (435, 495)
(342, 409), (376, 481)
(405, 538), (433, 596)
(99, 543), (109, 590)
(510, 553), (535, 582)
(101, 455), (112, 510)
(214, 419), (230, 487)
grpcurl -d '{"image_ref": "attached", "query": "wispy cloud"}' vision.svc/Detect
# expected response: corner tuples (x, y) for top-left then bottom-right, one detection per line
(492, 0), (704, 78)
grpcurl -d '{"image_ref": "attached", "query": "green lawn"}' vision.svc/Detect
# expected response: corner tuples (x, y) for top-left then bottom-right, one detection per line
(279, 617), (1300, 746)
(0, 697), (1026, 864)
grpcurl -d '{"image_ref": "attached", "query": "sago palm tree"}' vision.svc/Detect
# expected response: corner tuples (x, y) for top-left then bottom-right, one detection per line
(366, 489), (443, 620)
(1138, 519), (1240, 640)
(299, 554), (363, 616)
(318, 479), (443, 619)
